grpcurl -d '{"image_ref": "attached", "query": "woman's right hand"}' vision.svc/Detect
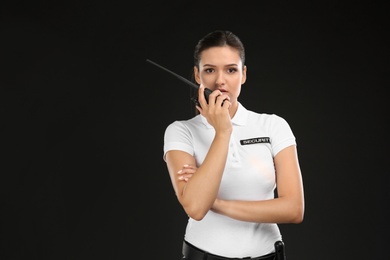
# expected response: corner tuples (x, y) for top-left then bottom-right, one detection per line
(196, 86), (232, 134)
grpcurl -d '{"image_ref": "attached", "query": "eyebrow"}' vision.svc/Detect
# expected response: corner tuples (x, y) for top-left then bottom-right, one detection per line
(203, 63), (239, 67)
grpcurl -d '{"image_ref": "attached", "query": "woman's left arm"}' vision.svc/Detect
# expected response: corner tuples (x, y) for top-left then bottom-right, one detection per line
(211, 145), (305, 224)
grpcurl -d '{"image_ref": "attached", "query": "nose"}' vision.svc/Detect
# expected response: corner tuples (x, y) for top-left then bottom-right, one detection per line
(215, 71), (226, 87)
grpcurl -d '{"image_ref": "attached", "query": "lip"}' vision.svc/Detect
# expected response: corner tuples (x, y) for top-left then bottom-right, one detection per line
(218, 88), (227, 93)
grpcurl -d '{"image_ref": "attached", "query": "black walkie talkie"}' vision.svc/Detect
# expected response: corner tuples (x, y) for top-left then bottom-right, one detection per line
(145, 59), (212, 106)
(274, 240), (286, 260)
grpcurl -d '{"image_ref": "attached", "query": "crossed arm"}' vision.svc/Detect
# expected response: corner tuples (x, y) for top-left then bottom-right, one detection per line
(165, 145), (305, 223)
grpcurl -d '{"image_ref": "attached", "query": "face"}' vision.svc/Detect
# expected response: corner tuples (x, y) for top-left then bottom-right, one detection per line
(194, 46), (247, 105)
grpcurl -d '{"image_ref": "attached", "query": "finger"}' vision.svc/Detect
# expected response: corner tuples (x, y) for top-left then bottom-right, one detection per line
(196, 105), (202, 114)
(219, 95), (231, 108)
(182, 164), (197, 170)
(177, 167), (194, 175)
(214, 93), (229, 107)
(183, 173), (194, 179)
(208, 90), (224, 107)
(179, 168), (197, 175)
(223, 99), (231, 109)
(178, 174), (193, 181)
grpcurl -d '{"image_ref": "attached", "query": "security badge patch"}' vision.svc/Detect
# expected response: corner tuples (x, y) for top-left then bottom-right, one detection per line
(240, 137), (270, 145)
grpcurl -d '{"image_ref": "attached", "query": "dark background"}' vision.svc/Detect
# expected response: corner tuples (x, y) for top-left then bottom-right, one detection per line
(1, 1), (388, 259)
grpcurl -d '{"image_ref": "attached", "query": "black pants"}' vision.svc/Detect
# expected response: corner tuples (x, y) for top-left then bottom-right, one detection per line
(181, 240), (278, 260)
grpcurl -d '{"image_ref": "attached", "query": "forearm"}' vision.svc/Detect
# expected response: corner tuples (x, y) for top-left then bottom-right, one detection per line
(212, 196), (304, 224)
(181, 132), (231, 220)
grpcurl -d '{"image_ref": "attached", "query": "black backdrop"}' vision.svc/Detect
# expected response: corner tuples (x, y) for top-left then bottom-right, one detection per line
(1, 1), (388, 259)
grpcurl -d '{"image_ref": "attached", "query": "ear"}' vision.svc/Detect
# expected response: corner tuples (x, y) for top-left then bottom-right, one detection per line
(194, 66), (201, 84)
(241, 65), (247, 85)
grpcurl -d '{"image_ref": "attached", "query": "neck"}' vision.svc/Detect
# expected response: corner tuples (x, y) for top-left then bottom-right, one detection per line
(229, 101), (239, 119)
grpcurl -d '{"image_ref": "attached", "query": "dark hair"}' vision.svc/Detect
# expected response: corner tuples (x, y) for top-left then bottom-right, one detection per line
(193, 30), (245, 69)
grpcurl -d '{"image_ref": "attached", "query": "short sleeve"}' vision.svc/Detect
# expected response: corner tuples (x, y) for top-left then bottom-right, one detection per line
(163, 121), (194, 162)
(269, 115), (296, 157)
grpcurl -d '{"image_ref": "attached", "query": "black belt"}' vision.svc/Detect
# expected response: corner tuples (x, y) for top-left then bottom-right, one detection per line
(182, 240), (276, 260)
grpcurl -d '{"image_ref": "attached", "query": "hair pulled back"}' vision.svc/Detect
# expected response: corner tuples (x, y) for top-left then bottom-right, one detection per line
(193, 30), (245, 69)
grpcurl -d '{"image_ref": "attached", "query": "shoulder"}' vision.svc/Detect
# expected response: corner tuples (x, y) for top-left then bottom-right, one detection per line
(242, 108), (294, 139)
(246, 109), (289, 127)
(165, 116), (202, 133)
(235, 103), (291, 130)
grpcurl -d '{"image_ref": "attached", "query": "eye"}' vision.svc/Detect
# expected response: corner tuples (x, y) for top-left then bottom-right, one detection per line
(227, 68), (238, 73)
(205, 68), (214, 73)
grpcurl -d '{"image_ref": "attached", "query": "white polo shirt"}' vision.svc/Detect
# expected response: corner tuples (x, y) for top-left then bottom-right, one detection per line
(163, 102), (296, 257)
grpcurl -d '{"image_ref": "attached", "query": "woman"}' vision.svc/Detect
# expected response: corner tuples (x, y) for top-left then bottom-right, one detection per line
(163, 30), (304, 260)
